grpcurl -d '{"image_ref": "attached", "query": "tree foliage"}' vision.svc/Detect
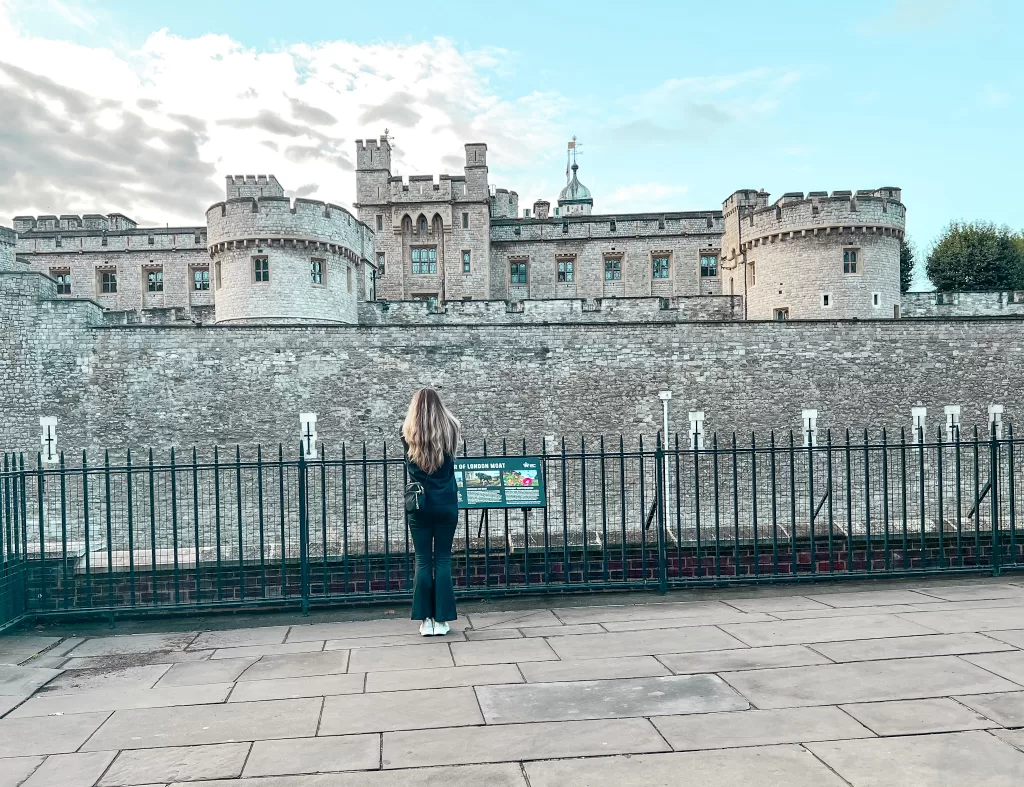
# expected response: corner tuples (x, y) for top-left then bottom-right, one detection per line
(899, 238), (915, 293)
(926, 221), (1024, 292)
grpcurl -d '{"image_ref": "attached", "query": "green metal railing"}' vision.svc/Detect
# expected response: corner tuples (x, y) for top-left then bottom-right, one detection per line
(1, 424), (1020, 627)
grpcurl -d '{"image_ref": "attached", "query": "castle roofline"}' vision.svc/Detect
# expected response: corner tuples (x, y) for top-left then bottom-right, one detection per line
(17, 225), (206, 237)
(491, 209), (723, 226)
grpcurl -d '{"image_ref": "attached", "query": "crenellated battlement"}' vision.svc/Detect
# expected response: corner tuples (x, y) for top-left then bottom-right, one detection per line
(740, 187), (906, 246)
(225, 174), (284, 200)
(355, 136), (393, 172)
(14, 213), (139, 233)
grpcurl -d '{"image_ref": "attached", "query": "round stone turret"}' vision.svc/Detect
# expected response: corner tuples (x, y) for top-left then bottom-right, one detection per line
(206, 195), (375, 324)
(724, 188), (905, 320)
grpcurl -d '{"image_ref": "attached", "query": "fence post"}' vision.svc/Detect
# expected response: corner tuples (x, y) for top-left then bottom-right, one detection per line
(990, 422), (1001, 576)
(655, 434), (667, 595)
(298, 442), (310, 615)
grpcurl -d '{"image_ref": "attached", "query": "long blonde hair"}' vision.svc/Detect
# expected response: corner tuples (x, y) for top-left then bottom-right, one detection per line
(402, 388), (460, 473)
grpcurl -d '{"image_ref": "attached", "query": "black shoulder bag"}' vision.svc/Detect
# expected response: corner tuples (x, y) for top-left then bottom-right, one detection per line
(402, 439), (425, 513)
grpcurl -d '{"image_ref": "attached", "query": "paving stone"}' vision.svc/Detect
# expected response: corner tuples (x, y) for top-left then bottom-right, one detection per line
(552, 601), (763, 626)
(348, 644), (454, 673)
(319, 687), (482, 735)
(68, 633), (196, 658)
(477, 674), (747, 723)
(991, 728), (1024, 753)
(0, 695), (24, 717)
(911, 584), (1024, 602)
(652, 706), (873, 750)
(43, 664), (170, 693)
(986, 630), (1024, 648)
(770, 604), (921, 620)
(243, 735), (380, 777)
(807, 590), (936, 607)
(0, 756), (43, 787)
(962, 651), (1024, 685)
(519, 624), (606, 637)
(466, 609), (562, 629)
(288, 619), (468, 642)
(229, 673), (365, 702)
(324, 633), (463, 650)
(62, 650), (214, 670)
(190, 627), (290, 650)
(900, 606), (1024, 634)
(722, 656), (1019, 709)
(840, 698), (997, 735)
(807, 730), (1024, 787)
(383, 717), (669, 768)
(22, 751), (117, 787)
(658, 644), (831, 674)
(544, 626), (744, 661)
(156, 657), (258, 687)
(21, 656), (68, 670)
(518, 655), (670, 683)
(209, 642), (324, 660)
(720, 614), (936, 647)
(601, 612), (775, 632)
(722, 596), (830, 613)
(957, 692), (1024, 726)
(463, 629), (522, 641)
(451, 637), (556, 666)
(0, 665), (62, 696)
(525, 746), (853, 787)
(9, 682), (234, 717)
(809, 633), (1017, 662)
(0, 712), (110, 756)
(0, 637), (61, 665)
(237, 650), (350, 681)
(365, 663), (522, 692)
(99, 743), (250, 785)
(172, 762), (527, 786)
(82, 698), (321, 750)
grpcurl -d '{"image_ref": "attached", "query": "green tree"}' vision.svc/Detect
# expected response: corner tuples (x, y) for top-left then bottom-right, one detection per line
(899, 238), (915, 293)
(926, 221), (1024, 292)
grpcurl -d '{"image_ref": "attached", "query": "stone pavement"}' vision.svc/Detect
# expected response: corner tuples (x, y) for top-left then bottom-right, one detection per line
(3, 580), (1024, 785)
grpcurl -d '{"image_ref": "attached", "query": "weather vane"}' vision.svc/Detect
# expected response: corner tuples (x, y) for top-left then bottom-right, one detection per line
(566, 135), (582, 183)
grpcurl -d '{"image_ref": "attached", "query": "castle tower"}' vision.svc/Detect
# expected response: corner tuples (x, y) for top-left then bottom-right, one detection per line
(206, 176), (375, 324)
(723, 188), (905, 320)
(0, 226), (17, 272)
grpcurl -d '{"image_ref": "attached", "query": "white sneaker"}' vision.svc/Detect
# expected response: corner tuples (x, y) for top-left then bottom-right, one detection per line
(419, 619), (435, 637)
(433, 621), (450, 636)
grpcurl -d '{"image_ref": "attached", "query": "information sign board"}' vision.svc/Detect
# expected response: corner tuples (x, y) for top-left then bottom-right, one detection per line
(455, 456), (546, 509)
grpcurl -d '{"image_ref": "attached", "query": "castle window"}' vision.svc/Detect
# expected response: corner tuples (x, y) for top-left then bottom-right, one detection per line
(100, 270), (117, 294)
(462, 250), (471, 273)
(774, 307), (790, 321)
(610, 219), (617, 232)
(604, 257), (622, 281)
(51, 270), (71, 295)
(557, 258), (575, 283)
(411, 246), (437, 275)
(872, 292), (881, 308)
(749, 262), (756, 286)
(215, 262), (222, 289)
(193, 267), (210, 291)
(706, 217), (714, 229)
(700, 255), (718, 278)
(253, 256), (270, 283)
(652, 256), (670, 279)
(658, 218), (665, 230)
(55, 236), (62, 248)
(311, 258), (325, 285)
(562, 221), (569, 234)
(347, 266), (353, 293)
(418, 216), (428, 234)
(146, 269), (164, 292)
(843, 249), (859, 274)
(376, 215), (383, 231)
(376, 252), (386, 276)
(462, 212), (469, 229)
(821, 293), (832, 308)
(195, 234), (202, 245)
(510, 260), (528, 285)
(148, 235), (155, 245)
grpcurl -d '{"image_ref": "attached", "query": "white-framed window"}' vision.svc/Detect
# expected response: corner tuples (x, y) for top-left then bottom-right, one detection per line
(192, 266), (210, 291)
(253, 256), (270, 283)
(604, 256), (622, 281)
(98, 269), (117, 294)
(311, 258), (325, 285)
(145, 268), (164, 292)
(821, 293), (833, 308)
(652, 255), (670, 279)
(843, 248), (859, 274)
(411, 247), (437, 274)
(51, 269), (71, 295)
(802, 410), (819, 447)
(700, 254), (718, 277)
(774, 307), (790, 321)
(688, 412), (705, 450)
(462, 250), (471, 274)
(556, 257), (575, 283)
(989, 404), (1004, 439)
(911, 407), (927, 444)
(945, 405), (961, 441)
(510, 259), (528, 284)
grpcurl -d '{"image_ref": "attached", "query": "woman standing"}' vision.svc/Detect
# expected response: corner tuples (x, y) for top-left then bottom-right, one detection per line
(402, 388), (460, 636)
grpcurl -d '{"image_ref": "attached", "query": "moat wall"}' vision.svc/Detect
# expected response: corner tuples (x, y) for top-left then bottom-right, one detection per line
(2, 272), (1021, 455)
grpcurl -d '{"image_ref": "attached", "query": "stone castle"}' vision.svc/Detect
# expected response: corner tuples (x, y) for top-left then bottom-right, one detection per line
(1, 135), (1022, 455)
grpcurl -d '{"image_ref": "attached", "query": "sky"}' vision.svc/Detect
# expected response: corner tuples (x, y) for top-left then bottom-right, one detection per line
(0, 0), (1021, 289)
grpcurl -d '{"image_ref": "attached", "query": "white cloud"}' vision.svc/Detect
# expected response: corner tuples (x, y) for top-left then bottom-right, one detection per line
(0, 8), (566, 226)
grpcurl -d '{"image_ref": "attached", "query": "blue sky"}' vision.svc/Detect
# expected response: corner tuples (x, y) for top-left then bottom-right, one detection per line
(1, 0), (1021, 287)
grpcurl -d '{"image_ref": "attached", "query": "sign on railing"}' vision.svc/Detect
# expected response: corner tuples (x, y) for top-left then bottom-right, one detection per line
(455, 456), (546, 509)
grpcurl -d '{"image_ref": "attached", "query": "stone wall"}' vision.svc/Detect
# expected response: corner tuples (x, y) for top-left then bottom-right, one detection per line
(358, 296), (742, 325)
(2, 274), (1020, 455)
(0, 226), (16, 271)
(902, 290), (1024, 317)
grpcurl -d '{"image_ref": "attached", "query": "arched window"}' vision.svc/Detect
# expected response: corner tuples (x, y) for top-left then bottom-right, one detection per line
(418, 215), (428, 234)
(432, 214), (443, 235)
(401, 215), (412, 234)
